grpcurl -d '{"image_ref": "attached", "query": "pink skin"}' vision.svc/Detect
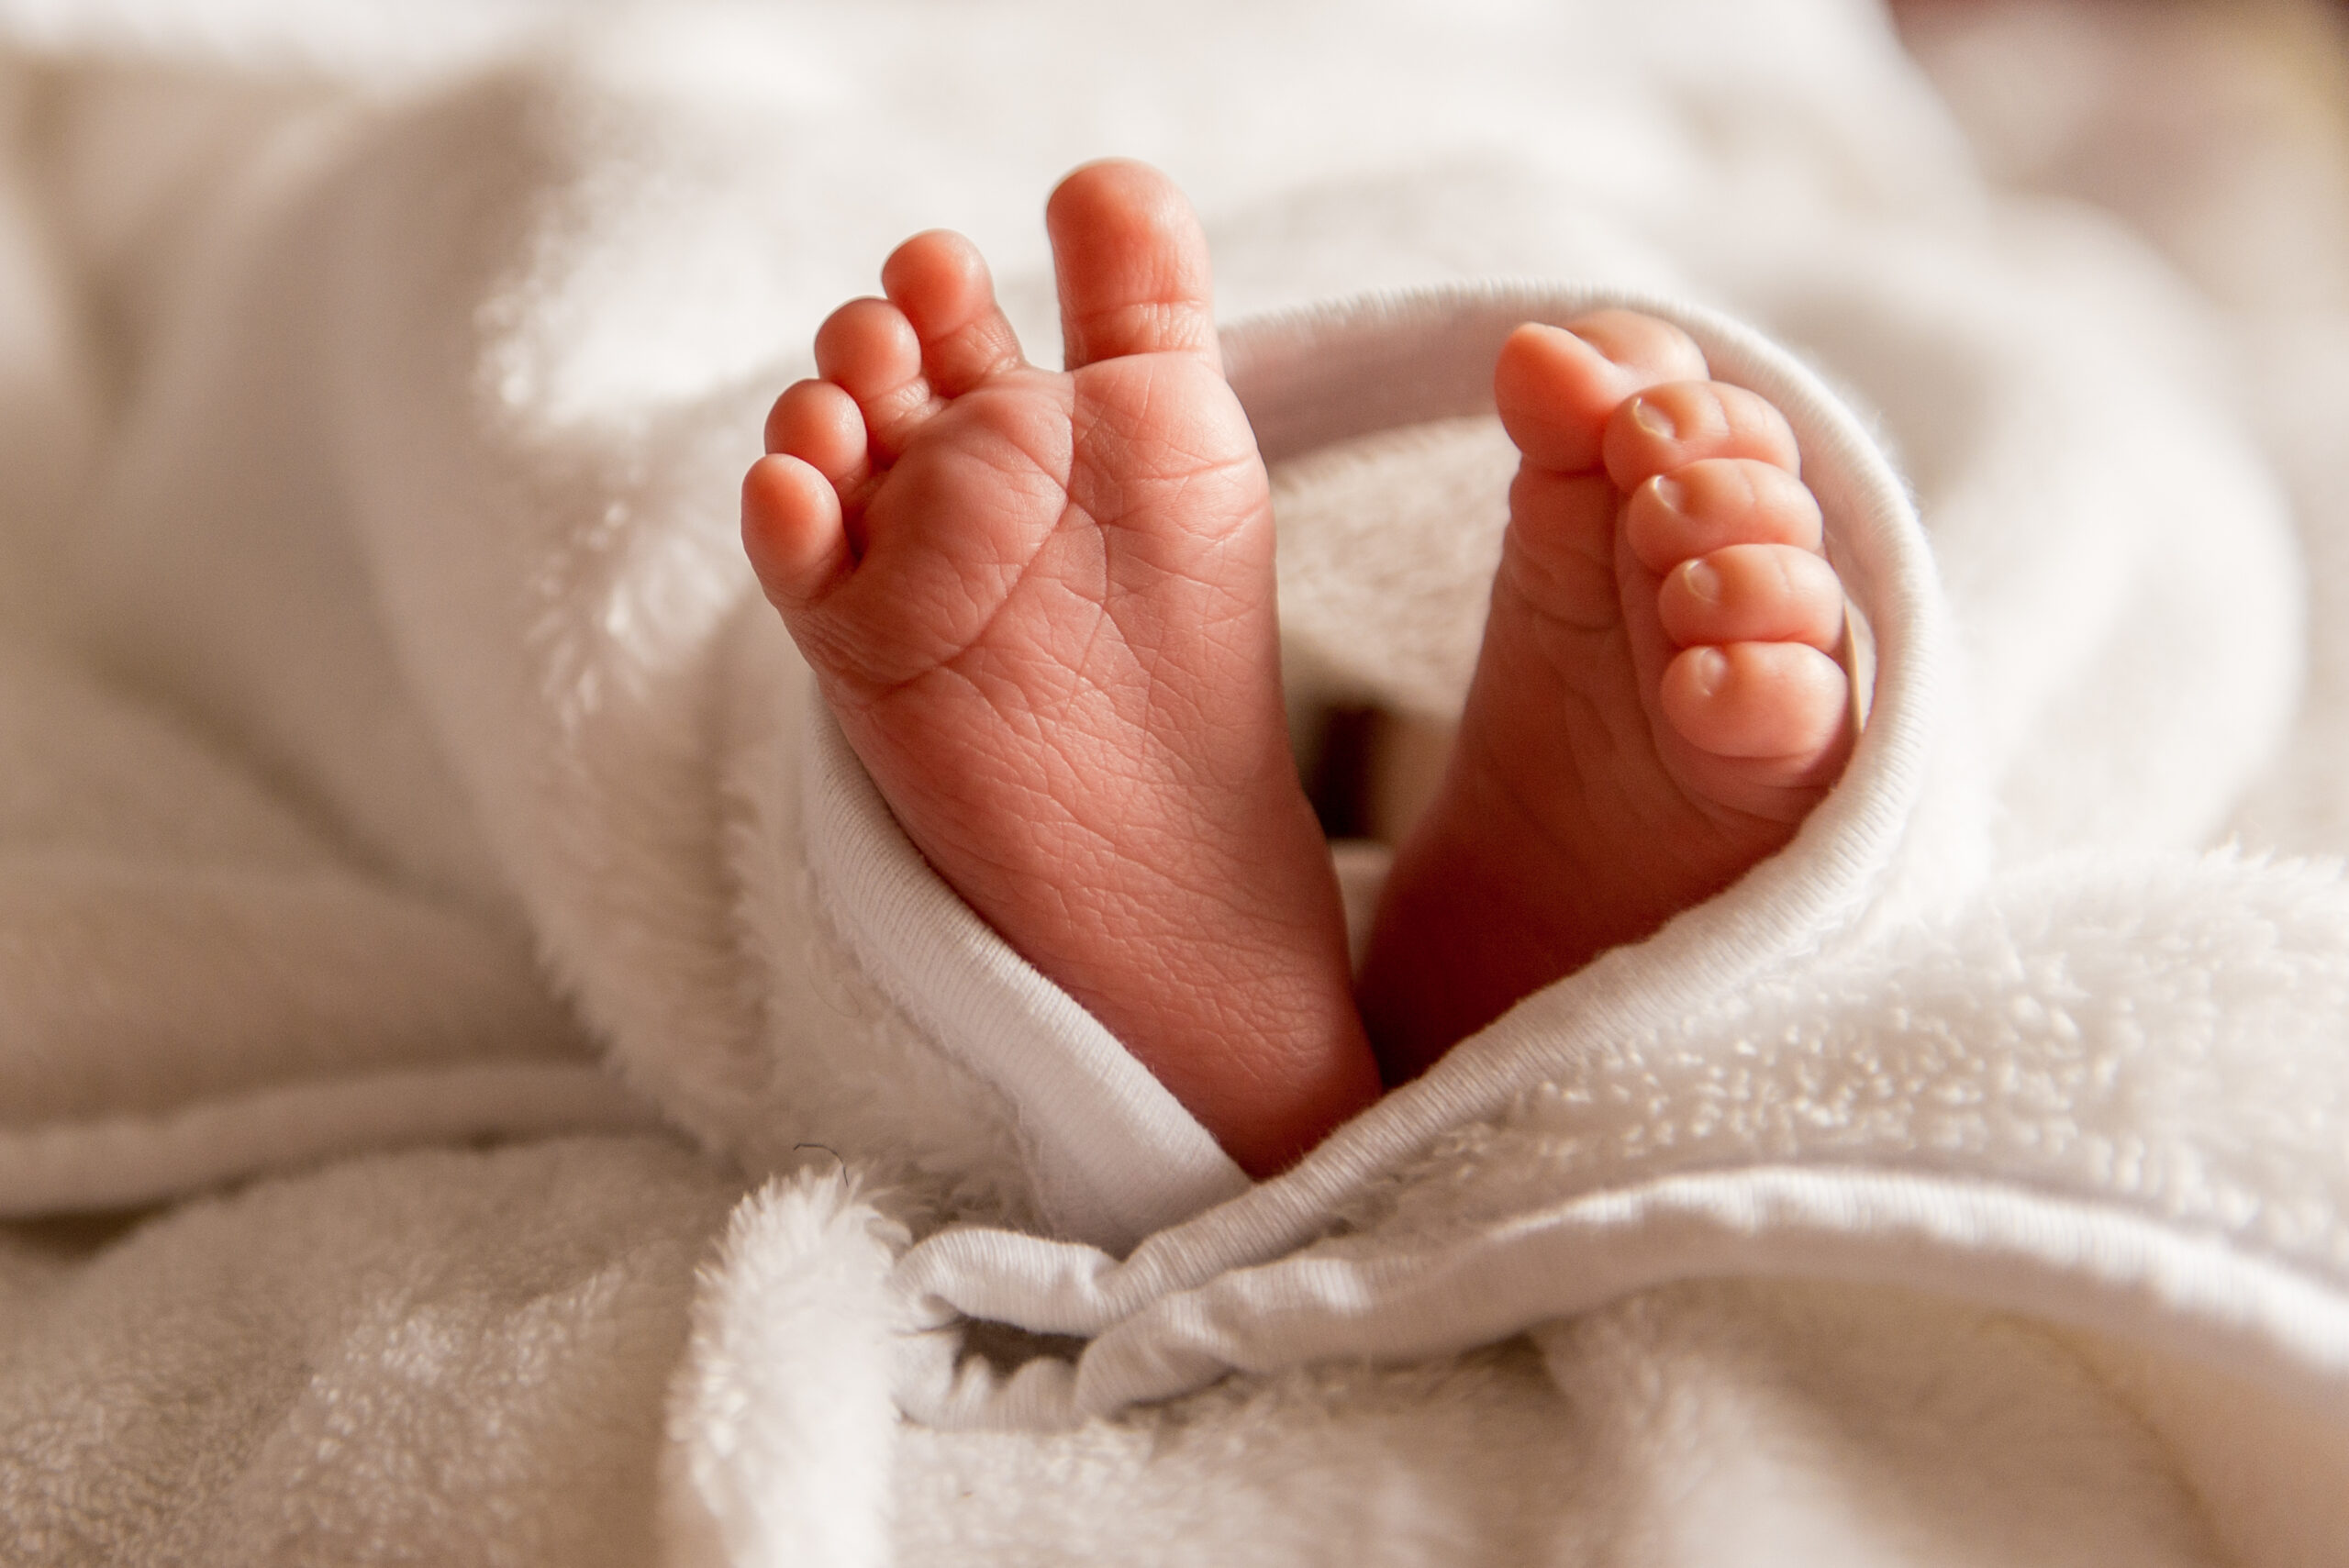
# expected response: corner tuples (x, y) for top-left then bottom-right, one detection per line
(1357, 312), (1853, 1080)
(743, 161), (1381, 1177)
(743, 161), (1854, 1173)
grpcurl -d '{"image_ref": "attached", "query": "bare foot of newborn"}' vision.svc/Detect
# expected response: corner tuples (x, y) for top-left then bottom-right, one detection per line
(742, 161), (1380, 1176)
(1360, 313), (1854, 1081)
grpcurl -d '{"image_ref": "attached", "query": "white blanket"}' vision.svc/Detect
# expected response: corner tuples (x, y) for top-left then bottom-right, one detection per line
(2, 1), (2345, 1562)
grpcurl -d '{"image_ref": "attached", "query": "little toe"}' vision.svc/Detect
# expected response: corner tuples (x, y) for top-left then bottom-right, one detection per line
(1495, 313), (1709, 474)
(1045, 159), (1219, 367)
(1658, 545), (1844, 651)
(880, 229), (1026, 396)
(1623, 459), (1823, 575)
(743, 453), (852, 612)
(813, 296), (935, 458)
(1661, 642), (1851, 779)
(1603, 381), (1800, 494)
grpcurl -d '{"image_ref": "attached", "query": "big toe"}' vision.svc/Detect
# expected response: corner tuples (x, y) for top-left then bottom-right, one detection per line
(1045, 159), (1219, 368)
(1495, 311), (1709, 474)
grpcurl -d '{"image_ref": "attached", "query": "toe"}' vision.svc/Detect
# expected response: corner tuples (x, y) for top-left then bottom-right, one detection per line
(1564, 309), (1711, 385)
(813, 296), (935, 460)
(1622, 459), (1823, 574)
(881, 229), (1027, 396)
(1495, 314), (1709, 474)
(1045, 159), (1219, 367)
(1657, 544), (1844, 651)
(764, 379), (869, 487)
(1661, 642), (1851, 777)
(1602, 381), (1799, 494)
(743, 453), (853, 612)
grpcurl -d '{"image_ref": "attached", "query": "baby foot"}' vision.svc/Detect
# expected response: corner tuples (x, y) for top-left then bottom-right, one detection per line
(742, 161), (1380, 1177)
(1359, 312), (1854, 1080)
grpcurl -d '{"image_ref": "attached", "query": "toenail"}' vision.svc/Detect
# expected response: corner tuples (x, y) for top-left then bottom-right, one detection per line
(1651, 475), (1687, 515)
(1689, 646), (1730, 695)
(1630, 395), (1677, 440)
(1679, 559), (1721, 603)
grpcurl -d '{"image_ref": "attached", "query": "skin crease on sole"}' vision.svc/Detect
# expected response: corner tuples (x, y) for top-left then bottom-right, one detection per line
(744, 160), (1384, 1178)
(743, 161), (1854, 1173)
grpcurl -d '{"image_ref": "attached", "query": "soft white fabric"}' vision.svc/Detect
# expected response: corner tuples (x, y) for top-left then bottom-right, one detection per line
(0, 0), (2343, 1563)
(0, 1136), (742, 1564)
(662, 1169), (907, 1568)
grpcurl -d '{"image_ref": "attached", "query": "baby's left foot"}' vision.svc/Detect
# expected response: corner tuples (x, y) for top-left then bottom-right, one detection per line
(1360, 313), (1854, 1079)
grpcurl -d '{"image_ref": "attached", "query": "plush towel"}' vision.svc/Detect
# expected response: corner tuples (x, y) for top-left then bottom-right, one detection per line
(1, 1), (2343, 1563)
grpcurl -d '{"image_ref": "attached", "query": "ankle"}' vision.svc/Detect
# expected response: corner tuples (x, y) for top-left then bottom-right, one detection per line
(1358, 802), (1597, 1081)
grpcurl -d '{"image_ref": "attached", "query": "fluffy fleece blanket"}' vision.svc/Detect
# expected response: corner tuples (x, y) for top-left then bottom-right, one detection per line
(4, 0), (2347, 1562)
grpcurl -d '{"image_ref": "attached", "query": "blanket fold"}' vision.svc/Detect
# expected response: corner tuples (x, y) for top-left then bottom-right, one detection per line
(6, 3), (2349, 1563)
(813, 276), (1954, 1262)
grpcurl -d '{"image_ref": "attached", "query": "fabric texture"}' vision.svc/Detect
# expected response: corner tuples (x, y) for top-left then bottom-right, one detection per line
(0, 1), (2343, 1563)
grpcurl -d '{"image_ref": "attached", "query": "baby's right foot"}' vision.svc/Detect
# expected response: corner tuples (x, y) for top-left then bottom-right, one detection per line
(1360, 313), (1854, 1080)
(742, 161), (1379, 1177)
